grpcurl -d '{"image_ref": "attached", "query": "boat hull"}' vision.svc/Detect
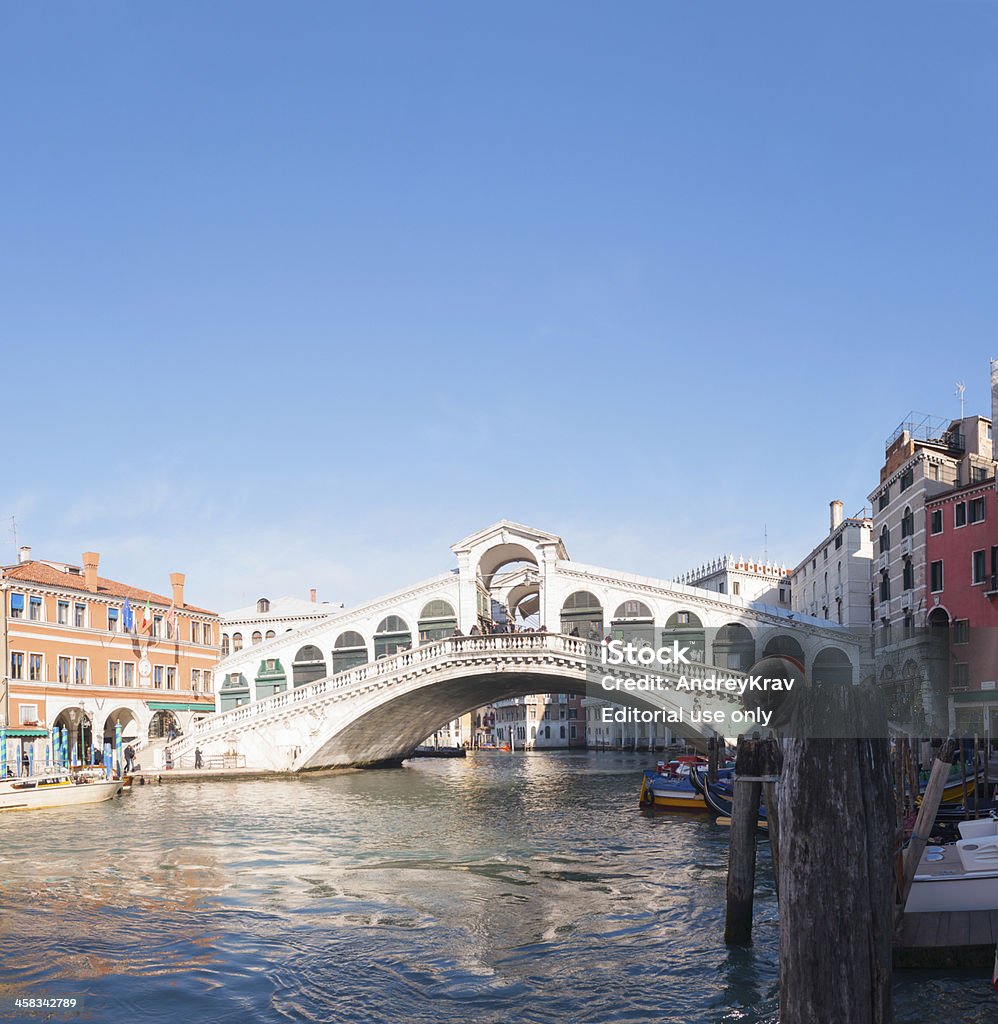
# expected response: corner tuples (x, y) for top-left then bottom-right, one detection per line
(0, 778), (123, 812)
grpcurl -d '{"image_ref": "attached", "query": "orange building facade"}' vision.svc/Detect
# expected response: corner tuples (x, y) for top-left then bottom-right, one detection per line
(1, 547), (219, 762)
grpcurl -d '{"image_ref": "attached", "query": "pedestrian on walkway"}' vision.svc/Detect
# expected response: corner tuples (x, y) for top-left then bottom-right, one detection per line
(124, 744), (135, 773)
(164, 746), (173, 770)
(194, 746), (203, 769)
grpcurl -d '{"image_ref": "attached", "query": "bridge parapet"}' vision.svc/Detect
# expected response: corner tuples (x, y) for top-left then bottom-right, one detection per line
(172, 632), (749, 765)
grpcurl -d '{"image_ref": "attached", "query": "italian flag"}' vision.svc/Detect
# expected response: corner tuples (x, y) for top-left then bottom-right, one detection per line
(139, 600), (152, 635)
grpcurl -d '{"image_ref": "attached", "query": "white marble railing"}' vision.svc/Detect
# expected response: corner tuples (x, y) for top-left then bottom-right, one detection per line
(172, 632), (750, 758)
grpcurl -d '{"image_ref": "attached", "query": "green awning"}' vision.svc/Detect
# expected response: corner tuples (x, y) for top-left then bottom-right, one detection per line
(146, 701), (216, 712)
(952, 691), (998, 704)
(1, 727), (50, 738)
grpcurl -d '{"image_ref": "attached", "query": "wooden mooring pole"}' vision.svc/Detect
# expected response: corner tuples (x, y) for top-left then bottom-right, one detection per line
(778, 683), (894, 1024)
(724, 735), (782, 945)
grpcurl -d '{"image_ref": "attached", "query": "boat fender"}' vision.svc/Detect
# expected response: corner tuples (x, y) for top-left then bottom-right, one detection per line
(640, 783), (654, 807)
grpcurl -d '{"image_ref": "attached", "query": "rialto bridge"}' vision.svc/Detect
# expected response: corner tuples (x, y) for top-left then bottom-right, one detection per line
(174, 522), (864, 770)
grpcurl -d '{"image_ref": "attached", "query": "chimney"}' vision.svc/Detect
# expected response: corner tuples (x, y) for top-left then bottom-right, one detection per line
(170, 572), (185, 608)
(82, 551), (100, 592)
(830, 500), (844, 532)
(17, 545), (31, 564)
(309, 587), (317, 603)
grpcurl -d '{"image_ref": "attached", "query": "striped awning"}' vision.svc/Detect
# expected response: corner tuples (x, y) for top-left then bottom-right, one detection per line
(2, 727), (50, 738)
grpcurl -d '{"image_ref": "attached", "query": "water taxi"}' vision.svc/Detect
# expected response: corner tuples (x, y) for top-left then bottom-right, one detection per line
(639, 758), (734, 810)
(0, 770), (123, 812)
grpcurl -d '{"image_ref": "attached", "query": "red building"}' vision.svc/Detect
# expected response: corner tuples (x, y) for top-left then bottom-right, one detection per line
(924, 478), (998, 737)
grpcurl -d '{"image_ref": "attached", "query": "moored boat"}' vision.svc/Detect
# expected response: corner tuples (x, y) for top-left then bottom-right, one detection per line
(905, 815), (998, 913)
(0, 770), (123, 812)
(639, 759), (734, 811)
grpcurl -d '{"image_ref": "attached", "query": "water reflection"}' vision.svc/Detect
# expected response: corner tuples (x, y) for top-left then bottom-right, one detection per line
(0, 752), (976, 1023)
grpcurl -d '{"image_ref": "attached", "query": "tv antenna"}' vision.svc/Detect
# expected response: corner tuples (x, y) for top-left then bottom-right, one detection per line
(955, 380), (966, 419)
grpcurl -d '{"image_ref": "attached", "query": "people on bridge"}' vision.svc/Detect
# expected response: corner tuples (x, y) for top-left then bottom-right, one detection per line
(469, 624), (481, 636)
(124, 744), (135, 773)
(451, 628), (463, 638)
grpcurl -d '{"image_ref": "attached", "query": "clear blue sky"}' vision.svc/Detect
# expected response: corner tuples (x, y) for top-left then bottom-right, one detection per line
(3, 2), (996, 611)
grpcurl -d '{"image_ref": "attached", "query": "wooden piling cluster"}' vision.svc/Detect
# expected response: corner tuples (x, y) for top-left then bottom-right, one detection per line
(722, 684), (896, 1023)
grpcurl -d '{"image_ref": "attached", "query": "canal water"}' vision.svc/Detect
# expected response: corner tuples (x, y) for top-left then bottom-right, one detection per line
(0, 751), (989, 1023)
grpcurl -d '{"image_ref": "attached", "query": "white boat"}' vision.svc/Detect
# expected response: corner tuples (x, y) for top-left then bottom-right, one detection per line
(0, 770), (123, 812)
(905, 815), (998, 913)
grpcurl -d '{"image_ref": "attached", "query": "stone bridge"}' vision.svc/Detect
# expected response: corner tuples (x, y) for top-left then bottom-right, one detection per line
(172, 632), (752, 769)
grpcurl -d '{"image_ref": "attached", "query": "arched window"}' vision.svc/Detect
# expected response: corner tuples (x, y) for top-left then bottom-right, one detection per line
(713, 623), (755, 671)
(374, 616), (412, 658)
(812, 647), (853, 685)
(609, 599), (654, 646)
(332, 630), (368, 673)
(232, 632), (243, 652)
(221, 634), (230, 657)
(880, 525), (890, 555)
(560, 591), (603, 639)
(762, 634), (805, 665)
(292, 645), (326, 687)
(663, 610), (705, 663)
(256, 597), (270, 613)
(251, 631), (263, 645)
(901, 507), (914, 539)
(418, 600), (458, 643)
(265, 630), (275, 640)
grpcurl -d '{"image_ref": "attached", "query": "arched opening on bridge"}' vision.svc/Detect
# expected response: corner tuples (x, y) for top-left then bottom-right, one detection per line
(812, 646), (853, 685)
(476, 544), (539, 590)
(103, 707), (140, 746)
(374, 616), (412, 659)
(52, 708), (94, 763)
(663, 610), (705, 663)
(610, 600), (654, 646)
(508, 585), (541, 627)
(418, 600), (458, 643)
(220, 672), (251, 711)
(333, 631), (368, 674)
(560, 591), (603, 639)
(255, 658), (288, 699)
(713, 622), (755, 671)
(762, 634), (805, 666)
(148, 710), (181, 740)
(293, 645), (327, 687)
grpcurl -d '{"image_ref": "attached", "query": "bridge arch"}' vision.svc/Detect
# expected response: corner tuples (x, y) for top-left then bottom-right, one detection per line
(477, 543), (538, 589)
(293, 645), (327, 687)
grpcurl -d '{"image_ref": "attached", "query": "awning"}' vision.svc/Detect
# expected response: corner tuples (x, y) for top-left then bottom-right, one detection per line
(1, 727), (50, 738)
(952, 691), (998, 704)
(146, 702), (216, 712)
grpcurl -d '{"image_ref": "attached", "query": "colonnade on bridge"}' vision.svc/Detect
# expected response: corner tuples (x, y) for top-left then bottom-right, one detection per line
(192, 522), (863, 770)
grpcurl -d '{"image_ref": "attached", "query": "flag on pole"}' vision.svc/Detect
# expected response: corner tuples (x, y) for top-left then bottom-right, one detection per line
(122, 597), (134, 633)
(139, 599), (152, 635)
